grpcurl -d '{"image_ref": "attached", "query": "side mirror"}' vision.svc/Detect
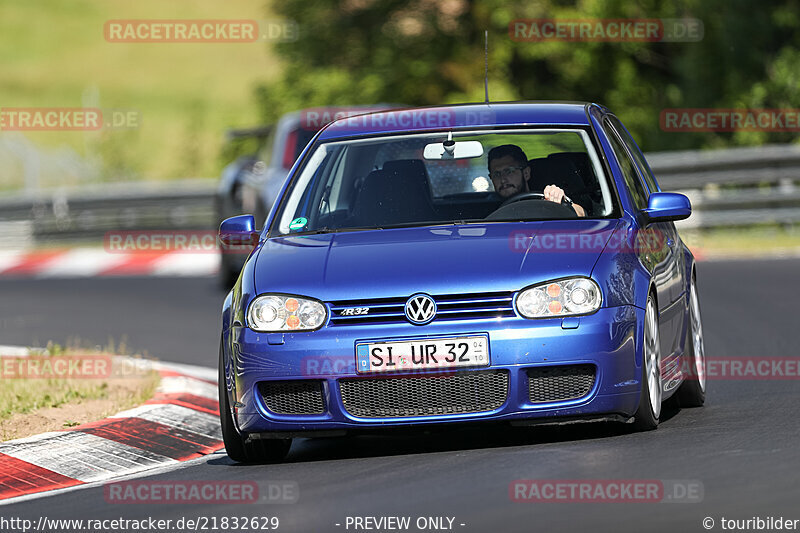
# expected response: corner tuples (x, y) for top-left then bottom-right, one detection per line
(642, 192), (691, 222)
(219, 215), (260, 250)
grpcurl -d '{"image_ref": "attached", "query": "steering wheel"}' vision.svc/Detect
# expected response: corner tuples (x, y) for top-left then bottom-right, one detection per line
(493, 190), (578, 220)
(500, 191), (575, 209)
(486, 190), (578, 221)
(499, 191), (546, 207)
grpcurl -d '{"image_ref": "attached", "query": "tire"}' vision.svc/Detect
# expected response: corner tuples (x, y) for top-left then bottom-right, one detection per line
(674, 274), (706, 407)
(218, 256), (240, 289)
(632, 295), (662, 431)
(218, 340), (291, 463)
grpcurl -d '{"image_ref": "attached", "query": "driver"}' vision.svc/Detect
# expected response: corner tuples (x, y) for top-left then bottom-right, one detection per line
(488, 144), (586, 217)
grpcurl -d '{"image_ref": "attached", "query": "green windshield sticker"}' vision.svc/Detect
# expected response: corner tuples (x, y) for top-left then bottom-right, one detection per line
(289, 217), (308, 230)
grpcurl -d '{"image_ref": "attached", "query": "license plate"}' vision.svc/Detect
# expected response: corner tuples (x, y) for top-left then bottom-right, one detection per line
(356, 335), (489, 374)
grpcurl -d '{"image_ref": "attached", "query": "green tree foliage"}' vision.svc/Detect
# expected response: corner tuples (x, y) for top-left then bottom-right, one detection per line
(255, 0), (800, 151)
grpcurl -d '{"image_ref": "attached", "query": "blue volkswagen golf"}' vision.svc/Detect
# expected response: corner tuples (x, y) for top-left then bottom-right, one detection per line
(218, 102), (707, 463)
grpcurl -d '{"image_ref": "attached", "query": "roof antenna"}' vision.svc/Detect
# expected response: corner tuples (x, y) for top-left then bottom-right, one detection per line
(484, 30), (490, 104)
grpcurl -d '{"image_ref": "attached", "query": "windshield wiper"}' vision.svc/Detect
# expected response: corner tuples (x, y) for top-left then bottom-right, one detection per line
(450, 219), (489, 225)
(294, 226), (383, 235)
(293, 221), (499, 235)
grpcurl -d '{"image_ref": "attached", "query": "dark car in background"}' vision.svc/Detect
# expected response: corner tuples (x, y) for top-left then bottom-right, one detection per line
(215, 105), (397, 286)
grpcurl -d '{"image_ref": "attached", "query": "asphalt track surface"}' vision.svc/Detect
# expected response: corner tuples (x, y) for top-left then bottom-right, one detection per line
(2, 258), (800, 532)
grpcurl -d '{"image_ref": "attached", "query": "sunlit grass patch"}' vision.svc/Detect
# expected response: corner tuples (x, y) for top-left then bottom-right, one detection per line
(680, 225), (800, 257)
(0, 342), (160, 441)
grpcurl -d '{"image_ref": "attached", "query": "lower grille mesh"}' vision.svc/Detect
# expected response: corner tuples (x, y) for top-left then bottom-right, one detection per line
(260, 380), (325, 415)
(339, 370), (508, 418)
(527, 365), (596, 403)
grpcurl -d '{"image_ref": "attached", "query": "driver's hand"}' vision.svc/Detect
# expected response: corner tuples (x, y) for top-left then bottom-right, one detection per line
(543, 184), (566, 204)
(543, 184), (586, 217)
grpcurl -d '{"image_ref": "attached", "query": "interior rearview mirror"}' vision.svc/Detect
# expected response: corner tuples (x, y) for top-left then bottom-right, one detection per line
(423, 140), (484, 160)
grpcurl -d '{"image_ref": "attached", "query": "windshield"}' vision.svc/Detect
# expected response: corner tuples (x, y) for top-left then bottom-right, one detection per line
(271, 129), (615, 235)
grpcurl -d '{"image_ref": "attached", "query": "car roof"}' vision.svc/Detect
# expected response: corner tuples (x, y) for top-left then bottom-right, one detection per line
(318, 101), (602, 140)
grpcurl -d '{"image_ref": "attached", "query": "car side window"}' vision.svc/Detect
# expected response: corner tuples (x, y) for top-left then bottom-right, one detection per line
(603, 118), (649, 210)
(609, 116), (660, 195)
(325, 146), (350, 212)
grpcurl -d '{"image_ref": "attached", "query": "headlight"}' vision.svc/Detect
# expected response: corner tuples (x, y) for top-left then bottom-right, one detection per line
(247, 294), (327, 331)
(516, 278), (601, 318)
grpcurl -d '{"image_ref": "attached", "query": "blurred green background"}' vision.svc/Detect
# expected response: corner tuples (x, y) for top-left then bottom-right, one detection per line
(1, 0), (799, 189)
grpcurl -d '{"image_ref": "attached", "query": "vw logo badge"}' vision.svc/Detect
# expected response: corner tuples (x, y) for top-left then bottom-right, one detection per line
(405, 293), (436, 325)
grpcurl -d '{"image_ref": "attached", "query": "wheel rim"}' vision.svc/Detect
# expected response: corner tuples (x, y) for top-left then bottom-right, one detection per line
(689, 280), (706, 392)
(645, 298), (662, 418)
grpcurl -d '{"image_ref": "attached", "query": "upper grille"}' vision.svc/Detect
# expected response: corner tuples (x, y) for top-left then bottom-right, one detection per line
(259, 380), (325, 415)
(526, 365), (596, 403)
(328, 292), (515, 326)
(339, 370), (508, 418)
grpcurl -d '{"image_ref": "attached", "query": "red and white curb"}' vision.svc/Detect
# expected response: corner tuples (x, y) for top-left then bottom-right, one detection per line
(0, 351), (223, 502)
(3, 245), (799, 279)
(0, 248), (219, 278)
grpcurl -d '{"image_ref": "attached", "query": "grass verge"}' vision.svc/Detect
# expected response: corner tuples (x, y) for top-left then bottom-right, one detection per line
(681, 225), (800, 258)
(0, 343), (160, 441)
(0, 0), (280, 185)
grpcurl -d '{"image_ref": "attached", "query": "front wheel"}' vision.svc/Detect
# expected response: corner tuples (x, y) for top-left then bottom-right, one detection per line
(632, 296), (662, 431)
(674, 274), (706, 407)
(218, 339), (291, 463)
(218, 256), (240, 289)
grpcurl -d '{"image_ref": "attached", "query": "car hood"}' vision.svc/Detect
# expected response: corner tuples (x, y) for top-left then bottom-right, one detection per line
(253, 220), (620, 300)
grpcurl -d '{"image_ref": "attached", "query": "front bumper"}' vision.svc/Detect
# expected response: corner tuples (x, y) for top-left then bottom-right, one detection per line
(226, 305), (643, 434)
